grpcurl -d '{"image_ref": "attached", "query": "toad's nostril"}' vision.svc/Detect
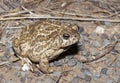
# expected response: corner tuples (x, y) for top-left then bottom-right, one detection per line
(74, 34), (78, 38)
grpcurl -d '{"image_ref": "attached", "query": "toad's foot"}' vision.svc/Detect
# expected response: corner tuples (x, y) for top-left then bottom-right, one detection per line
(38, 57), (57, 73)
(18, 56), (34, 71)
(23, 58), (34, 71)
(37, 65), (57, 74)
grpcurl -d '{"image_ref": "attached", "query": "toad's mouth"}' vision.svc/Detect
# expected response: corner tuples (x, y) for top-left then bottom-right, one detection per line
(60, 46), (70, 50)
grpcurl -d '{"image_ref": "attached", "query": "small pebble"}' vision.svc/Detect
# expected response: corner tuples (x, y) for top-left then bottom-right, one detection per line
(67, 59), (77, 67)
(78, 26), (84, 33)
(52, 71), (62, 77)
(104, 21), (111, 26)
(53, 59), (64, 66)
(117, 56), (120, 61)
(65, 55), (74, 60)
(33, 71), (42, 77)
(21, 71), (26, 77)
(101, 75), (109, 81)
(49, 62), (54, 66)
(0, 74), (3, 81)
(107, 69), (113, 76)
(101, 68), (108, 74)
(112, 75), (120, 82)
(64, 55), (74, 63)
(92, 41), (101, 47)
(82, 34), (89, 41)
(93, 73), (101, 80)
(89, 32), (98, 39)
(36, 80), (42, 83)
(111, 35), (116, 41)
(91, 50), (98, 56)
(44, 77), (55, 83)
(9, 47), (15, 55)
(4, 80), (15, 83)
(81, 68), (91, 76)
(22, 63), (30, 71)
(115, 61), (120, 68)
(84, 75), (91, 81)
(70, 76), (79, 83)
(116, 70), (120, 76)
(85, 81), (90, 83)
(0, 44), (6, 52)
(5, 42), (12, 48)
(106, 79), (113, 83)
(14, 63), (21, 70)
(14, 71), (21, 77)
(101, 33), (109, 39)
(26, 77), (33, 83)
(94, 26), (104, 34)
(20, 77), (26, 83)
(82, 51), (90, 57)
(76, 62), (83, 69)
(109, 62), (116, 67)
(78, 73), (85, 79)
(1, 53), (10, 61)
(103, 39), (110, 46)
(5, 63), (13, 70)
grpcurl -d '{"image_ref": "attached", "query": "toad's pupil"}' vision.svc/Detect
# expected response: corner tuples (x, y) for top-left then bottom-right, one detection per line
(63, 33), (70, 40)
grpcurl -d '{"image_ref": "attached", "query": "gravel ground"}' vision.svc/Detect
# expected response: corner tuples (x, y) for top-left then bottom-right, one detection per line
(0, 0), (120, 83)
(0, 21), (119, 83)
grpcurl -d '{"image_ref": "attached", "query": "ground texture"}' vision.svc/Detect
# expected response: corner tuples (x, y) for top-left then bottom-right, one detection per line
(0, 0), (120, 83)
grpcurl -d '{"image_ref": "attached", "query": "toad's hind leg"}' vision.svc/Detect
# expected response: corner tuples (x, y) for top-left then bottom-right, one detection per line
(37, 56), (57, 73)
(17, 55), (34, 71)
(23, 58), (34, 71)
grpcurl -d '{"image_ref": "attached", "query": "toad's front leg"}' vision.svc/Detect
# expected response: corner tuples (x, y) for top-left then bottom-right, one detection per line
(37, 49), (65, 73)
(38, 56), (57, 73)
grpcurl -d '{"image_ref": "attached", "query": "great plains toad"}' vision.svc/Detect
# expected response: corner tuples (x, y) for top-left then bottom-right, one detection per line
(13, 20), (80, 73)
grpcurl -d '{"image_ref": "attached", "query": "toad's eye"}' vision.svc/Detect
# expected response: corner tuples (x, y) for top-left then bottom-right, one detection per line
(63, 33), (70, 40)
